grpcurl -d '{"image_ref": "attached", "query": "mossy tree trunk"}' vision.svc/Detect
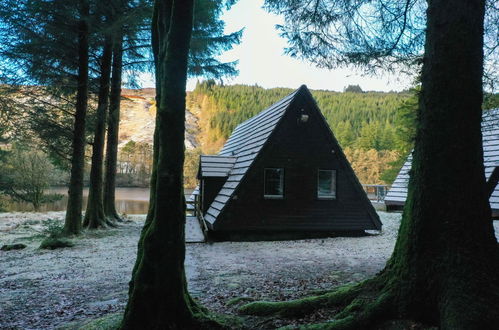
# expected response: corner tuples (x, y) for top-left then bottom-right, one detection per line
(126, 0), (162, 291)
(83, 33), (114, 229)
(240, 1), (499, 328)
(103, 26), (124, 222)
(121, 1), (215, 328)
(386, 0), (499, 326)
(63, 0), (89, 236)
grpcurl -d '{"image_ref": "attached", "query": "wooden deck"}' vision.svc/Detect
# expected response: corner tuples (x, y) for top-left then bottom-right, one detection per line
(185, 216), (205, 243)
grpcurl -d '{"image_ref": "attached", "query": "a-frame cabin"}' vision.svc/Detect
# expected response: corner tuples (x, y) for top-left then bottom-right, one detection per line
(193, 85), (382, 239)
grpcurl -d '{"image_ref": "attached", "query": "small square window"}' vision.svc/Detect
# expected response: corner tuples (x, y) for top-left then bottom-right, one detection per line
(318, 169), (336, 199)
(264, 168), (284, 198)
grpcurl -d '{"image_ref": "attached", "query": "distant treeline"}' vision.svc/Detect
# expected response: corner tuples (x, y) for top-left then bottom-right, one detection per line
(188, 81), (414, 183)
(188, 81), (499, 184)
(189, 81), (412, 154)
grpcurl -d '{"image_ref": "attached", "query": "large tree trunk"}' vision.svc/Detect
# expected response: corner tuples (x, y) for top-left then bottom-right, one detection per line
(63, 0), (89, 236)
(103, 28), (124, 222)
(239, 0), (499, 328)
(121, 1), (208, 328)
(388, 0), (499, 326)
(83, 34), (114, 229)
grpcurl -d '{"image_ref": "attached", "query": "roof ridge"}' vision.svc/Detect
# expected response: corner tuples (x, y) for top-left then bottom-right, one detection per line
(229, 88), (301, 132)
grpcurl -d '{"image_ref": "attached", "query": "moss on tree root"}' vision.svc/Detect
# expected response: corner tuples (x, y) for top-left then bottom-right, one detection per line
(239, 279), (398, 329)
(39, 237), (74, 250)
(75, 313), (122, 330)
(238, 282), (364, 318)
(226, 296), (255, 306)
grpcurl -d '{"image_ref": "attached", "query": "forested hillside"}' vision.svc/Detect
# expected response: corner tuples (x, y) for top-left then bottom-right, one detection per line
(187, 81), (413, 184)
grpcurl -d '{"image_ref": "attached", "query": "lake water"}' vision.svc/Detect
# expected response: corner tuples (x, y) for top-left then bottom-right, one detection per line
(4, 187), (152, 214)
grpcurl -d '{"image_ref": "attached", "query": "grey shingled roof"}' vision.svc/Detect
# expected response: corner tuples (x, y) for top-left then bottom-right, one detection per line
(384, 155), (412, 205)
(198, 155), (236, 178)
(385, 108), (499, 210)
(203, 88), (300, 224)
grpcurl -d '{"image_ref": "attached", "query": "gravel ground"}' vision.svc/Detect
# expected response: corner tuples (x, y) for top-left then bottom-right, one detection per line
(0, 212), (498, 329)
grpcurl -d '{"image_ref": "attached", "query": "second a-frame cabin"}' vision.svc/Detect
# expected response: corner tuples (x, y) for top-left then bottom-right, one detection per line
(385, 108), (499, 218)
(193, 85), (382, 239)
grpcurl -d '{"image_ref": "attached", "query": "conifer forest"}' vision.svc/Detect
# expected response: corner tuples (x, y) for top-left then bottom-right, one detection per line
(0, 0), (498, 329)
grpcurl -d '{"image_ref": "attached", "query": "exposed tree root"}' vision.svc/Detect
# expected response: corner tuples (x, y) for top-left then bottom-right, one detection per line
(300, 292), (393, 330)
(83, 212), (118, 230)
(102, 210), (124, 223)
(111, 214), (125, 223)
(239, 282), (362, 318)
(239, 278), (398, 330)
(188, 296), (239, 329)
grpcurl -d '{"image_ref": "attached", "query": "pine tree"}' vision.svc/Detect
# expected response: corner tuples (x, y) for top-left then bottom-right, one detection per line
(64, 0), (90, 235)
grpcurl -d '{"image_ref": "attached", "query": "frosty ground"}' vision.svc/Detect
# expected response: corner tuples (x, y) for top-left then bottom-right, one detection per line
(1, 212), (498, 329)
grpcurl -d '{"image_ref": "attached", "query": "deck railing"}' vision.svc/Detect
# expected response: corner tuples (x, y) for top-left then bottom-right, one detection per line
(186, 194), (209, 235)
(361, 184), (390, 202)
(186, 199), (197, 216)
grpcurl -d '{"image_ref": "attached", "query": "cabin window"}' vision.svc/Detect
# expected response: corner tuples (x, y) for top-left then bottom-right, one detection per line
(318, 169), (336, 199)
(264, 168), (284, 198)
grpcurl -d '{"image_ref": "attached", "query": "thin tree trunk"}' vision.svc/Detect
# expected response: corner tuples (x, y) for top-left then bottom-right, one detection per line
(126, 0), (161, 293)
(103, 28), (124, 222)
(121, 1), (216, 328)
(63, 0), (89, 236)
(83, 34), (114, 229)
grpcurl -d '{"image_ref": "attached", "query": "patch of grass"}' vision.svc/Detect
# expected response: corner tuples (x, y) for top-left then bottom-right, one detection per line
(0, 195), (7, 212)
(79, 313), (121, 330)
(39, 237), (74, 250)
(226, 296), (255, 306)
(17, 234), (45, 242)
(41, 218), (64, 238)
(1, 243), (27, 251)
(38, 219), (75, 249)
(58, 312), (122, 330)
(201, 312), (244, 329)
(24, 219), (41, 226)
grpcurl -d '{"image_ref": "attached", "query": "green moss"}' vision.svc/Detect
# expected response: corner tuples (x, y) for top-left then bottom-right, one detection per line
(301, 315), (357, 330)
(226, 296), (255, 306)
(200, 312), (244, 329)
(333, 298), (365, 319)
(1, 243), (27, 251)
(39, 237), (74, 250)
(42, 219), (64, 238)
(72, 312), (122, 330)
(24, 219), (41, 226)
(307, 289), (331, 296)
(17, 234), (45, 242)
(239, 283), (360, 318)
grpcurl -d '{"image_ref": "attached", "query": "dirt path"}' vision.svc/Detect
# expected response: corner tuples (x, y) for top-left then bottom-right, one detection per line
(1, 212), (497, 329)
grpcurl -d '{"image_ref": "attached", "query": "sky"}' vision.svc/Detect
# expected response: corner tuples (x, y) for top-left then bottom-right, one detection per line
(140, 0), (414, 92)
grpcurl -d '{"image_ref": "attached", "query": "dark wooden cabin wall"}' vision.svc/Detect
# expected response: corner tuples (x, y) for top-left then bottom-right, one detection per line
(214, 95), (379, 232)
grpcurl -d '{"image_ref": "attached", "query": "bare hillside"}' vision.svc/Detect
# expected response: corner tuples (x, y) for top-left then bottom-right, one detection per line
(119, 88), (199, 150)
